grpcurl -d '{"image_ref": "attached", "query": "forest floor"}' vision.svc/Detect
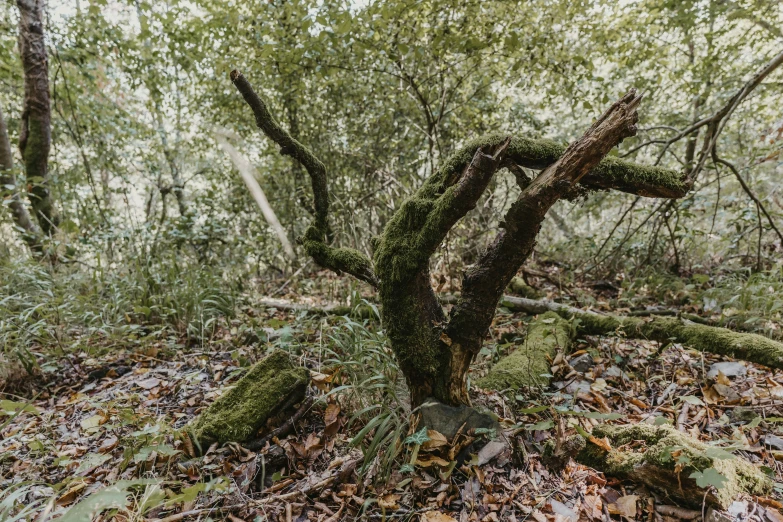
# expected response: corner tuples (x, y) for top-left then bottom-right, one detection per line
(2, 267), (783, 522)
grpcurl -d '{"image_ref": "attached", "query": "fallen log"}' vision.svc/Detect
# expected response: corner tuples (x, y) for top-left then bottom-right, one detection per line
(500, 295), (783, 370)
(256, 298), (377, 319)
(187, 350), (310, 447)
(506, 276), (542, 299)
(477, 312), (572, 391)
(258, 296), (783, 370)
(547, 424), (772, 509)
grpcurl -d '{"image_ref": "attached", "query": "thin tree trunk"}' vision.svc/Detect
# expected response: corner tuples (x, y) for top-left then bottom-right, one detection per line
(0, 106), (42, 251)
(17, 0), (58, 236)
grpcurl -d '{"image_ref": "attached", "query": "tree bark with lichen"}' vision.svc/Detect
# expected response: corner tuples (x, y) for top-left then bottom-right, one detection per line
(230, 70), (689, 408)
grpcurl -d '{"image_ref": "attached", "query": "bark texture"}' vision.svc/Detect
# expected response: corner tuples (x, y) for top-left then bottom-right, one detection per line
(17, 0), (58, 235)
(501, 295), (783, 370)
(0, 106), (42, 251)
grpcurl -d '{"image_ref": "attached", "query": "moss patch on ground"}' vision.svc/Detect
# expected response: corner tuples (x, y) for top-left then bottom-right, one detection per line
(188, 350), (309, 446)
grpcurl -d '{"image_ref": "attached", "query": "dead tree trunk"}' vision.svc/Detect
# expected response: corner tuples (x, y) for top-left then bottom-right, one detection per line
(17, 0), (58, 236)
(231, 72), (688, 407)
(0, 106), (42, 252)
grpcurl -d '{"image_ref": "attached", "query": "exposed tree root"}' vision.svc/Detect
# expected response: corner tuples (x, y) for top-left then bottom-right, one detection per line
(547, 424), (772, 509)
(501, 296), (783, 370)
(477, 312), (572, 391)
(187, 350), (309, 447)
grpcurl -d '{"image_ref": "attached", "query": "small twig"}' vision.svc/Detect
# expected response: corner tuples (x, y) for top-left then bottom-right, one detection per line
(150, 504), (244, 522)
(714, 155), (783, 245)
(244, 395), (314, 451)
(677, 401), (690, 432)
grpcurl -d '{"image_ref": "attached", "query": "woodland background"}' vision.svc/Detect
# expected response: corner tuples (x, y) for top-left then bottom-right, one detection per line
(1, 0), (783, 521)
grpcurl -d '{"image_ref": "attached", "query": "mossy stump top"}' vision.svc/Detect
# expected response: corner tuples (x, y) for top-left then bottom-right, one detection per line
(188, 350), (309, 446)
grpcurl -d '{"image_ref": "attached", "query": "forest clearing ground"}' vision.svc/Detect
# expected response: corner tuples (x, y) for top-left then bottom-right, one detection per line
(2, 278), (783, 521)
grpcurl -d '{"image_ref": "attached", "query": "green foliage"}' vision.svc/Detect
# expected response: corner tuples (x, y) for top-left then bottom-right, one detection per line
(320, 313), (408, 480)
(54, 480), (159, 522)
(0, 254), (236, 371)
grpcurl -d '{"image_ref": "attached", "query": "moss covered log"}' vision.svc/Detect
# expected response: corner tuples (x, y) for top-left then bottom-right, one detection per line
(579, 313), (783, 369)
(566, 424), (772, 509)
(433, 133), (688, 199)
(188, 350), (309, 446)
(478, 312), (572, 391)
(506, 276), (541, 299)
(501, 295), (783, 370)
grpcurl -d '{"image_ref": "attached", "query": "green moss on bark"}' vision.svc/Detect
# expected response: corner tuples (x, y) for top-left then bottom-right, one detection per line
(507, 276), (541, 299)
(427, 133), (685, 198)
(576, 314), (783, 370)
(574, 424), (772, 509)
(188, 350), (309, 446)
(478, 312), (572, 391)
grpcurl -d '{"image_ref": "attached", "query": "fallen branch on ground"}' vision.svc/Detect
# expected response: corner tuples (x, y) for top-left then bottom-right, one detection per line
(500, 295), (783, 370)
(546, 424), (772, 509)
(477, 312), (572, 391)
(187, 350), (309, 447)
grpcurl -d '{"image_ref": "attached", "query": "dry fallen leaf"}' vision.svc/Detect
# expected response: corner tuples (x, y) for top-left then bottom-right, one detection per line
(378, 493), (400, 510)
(422, 430), (449, 451)
(415, 454), (451, 468)
(324, 403), (341, 438)
(99, 435), (118, 453)
(311, 370), (335, 392)
(80, 414), (104, 432)
(588, 436), (612, 452)
(420, 511), (457, 522)
(608, 495), (638, 519)
(136, 377), (161, 390)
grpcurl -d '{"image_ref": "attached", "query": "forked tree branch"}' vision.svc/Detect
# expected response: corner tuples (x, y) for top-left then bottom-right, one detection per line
(446, 91), (677, 372)
(230, 70), (378, 287)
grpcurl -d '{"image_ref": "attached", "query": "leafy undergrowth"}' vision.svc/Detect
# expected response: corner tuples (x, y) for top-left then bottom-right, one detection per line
(3, 269), (783, 521)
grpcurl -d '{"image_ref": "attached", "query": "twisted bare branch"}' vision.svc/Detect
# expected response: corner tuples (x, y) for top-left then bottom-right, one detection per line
(230, 70), (378, 287)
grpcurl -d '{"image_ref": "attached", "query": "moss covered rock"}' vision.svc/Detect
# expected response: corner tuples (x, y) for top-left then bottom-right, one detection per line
(477, 311), (572, 391)
(188, 350), (309, 446)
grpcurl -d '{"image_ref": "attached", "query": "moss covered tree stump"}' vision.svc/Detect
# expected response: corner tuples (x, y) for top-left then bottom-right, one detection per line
(188, 350), (309, 446)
